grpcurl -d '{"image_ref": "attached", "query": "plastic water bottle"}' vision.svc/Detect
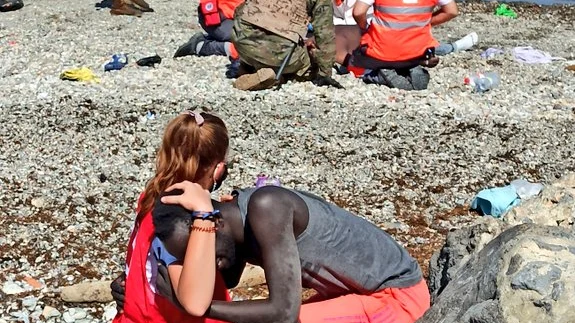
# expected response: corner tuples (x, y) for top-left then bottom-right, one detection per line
(464, 72), (500, 92)
(255, 174), (281, 188)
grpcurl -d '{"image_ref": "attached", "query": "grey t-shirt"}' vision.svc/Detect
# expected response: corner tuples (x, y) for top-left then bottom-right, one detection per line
(234, 187), (422, 298)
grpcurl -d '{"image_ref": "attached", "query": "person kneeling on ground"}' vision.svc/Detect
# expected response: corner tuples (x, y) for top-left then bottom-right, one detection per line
(173, 0), (243, 70)
(112, 183), (431, 323)
(332, 0), (478, 75)
(338, 0), (463, 90)
(229, 0), (343, 91)
(108, 112), (231, 323)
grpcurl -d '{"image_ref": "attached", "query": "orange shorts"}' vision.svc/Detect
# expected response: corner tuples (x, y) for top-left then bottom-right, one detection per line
(299, 279), (430, 323)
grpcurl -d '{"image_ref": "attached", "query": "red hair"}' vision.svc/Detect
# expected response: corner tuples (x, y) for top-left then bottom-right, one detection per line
(138, 112), (229, 219)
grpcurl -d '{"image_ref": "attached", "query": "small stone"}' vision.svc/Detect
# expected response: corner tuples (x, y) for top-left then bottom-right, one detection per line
(99, 173), (107, 183)
(42, 306), (61, 319)
(103, 305), (117, 322)
(62, 311), (75, 323)
(10, 311), (29, 323)
(71, 308), (87, 320)
(30, 309), (42, 320)
(22, 296), (38, 310)
(23, 276), (43, 289)
(2, 281), (25, 295)
(414, 237), (428, 244)
(251, 296), (267, 300)
(31, 197), (46, 208)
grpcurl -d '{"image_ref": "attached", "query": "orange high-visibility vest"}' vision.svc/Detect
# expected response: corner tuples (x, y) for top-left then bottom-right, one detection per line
(219, 0), (244, 19)
(361, 0), (439, 62)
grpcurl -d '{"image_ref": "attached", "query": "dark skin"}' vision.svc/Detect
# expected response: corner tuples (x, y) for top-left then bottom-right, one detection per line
(214, 187), (308, 323)
(140, 186), (311, 323)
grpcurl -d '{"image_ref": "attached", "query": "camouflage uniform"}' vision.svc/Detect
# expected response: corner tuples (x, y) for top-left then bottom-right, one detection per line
(231, 0), (335, 79)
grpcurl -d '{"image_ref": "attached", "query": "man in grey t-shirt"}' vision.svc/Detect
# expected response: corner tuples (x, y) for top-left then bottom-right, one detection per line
(113, 183), (431, 323)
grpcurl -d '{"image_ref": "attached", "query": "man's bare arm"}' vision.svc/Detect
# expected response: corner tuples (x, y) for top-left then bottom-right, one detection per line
(353, 2), (371, 30)
(431, 1), (458, 26)
(207, 187), (303, 323)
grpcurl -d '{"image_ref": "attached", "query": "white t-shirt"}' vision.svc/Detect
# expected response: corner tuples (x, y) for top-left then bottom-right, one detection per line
(358, 0), (452, 7)
(333, 0), (374, 26)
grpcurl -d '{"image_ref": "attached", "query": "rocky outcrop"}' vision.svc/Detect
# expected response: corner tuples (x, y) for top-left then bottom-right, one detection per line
(421, 174), (575, 323)
(419, 224), (575, 323)
(503, 173), (575, 229)
(427, 216), (510, 303)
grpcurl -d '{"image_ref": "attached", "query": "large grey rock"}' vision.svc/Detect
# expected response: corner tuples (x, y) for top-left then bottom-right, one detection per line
(418, 224), (575, 323)
(428, 173), (575, 303)
(427, 216), (510, 303)
(504, 173), (575, 229)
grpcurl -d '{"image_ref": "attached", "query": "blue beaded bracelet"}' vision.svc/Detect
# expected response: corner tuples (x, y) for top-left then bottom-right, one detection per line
(191, 210), (222, 222)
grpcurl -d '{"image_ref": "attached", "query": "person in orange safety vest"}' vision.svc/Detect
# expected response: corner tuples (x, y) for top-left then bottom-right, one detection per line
(174, 0), (243, 66)
(339, 0), (459, 90)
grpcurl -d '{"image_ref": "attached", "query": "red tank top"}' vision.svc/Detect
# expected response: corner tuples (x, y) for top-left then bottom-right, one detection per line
(113, 194), (230, 323)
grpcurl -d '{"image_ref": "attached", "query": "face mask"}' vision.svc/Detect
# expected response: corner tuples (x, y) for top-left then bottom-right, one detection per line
(211, 163), (229, 192)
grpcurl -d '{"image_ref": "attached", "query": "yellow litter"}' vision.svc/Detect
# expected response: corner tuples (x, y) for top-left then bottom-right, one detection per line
(60, 67), (100, 83)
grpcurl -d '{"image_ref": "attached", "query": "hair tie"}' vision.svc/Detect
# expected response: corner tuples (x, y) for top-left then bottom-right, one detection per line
(182, 110), (204, 126)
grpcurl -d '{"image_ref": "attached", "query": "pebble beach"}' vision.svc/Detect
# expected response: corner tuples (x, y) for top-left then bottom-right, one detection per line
(0, 0), (574, 322)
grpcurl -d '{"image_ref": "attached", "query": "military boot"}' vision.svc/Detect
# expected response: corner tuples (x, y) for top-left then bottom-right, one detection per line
(110, 0), (143, 16)
(233, 68), (277, 91)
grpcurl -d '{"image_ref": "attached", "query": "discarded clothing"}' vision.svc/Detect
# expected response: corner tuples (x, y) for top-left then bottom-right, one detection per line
(481, 48), (504, 59)
(512, 46), (564, 64)
(494, 4), (517, 18)
(510, 179), (544, 200)
(136, 54), (162, 67)
(60, 67), (100, 83)
(104, 54), (128, 72)
(470, 185), (520, 218)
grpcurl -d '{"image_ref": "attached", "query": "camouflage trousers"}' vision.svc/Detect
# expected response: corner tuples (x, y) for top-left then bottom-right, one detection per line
(231, 14), (312, 78)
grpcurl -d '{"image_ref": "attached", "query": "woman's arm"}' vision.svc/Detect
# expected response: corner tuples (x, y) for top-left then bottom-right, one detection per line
(160, 181), (218, 316)
(177, 218), (216, 316)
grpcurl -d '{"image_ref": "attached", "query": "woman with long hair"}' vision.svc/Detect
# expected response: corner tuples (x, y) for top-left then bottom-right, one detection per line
(112, 111), (230, 323)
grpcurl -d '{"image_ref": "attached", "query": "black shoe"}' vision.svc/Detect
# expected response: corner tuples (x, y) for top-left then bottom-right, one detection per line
(225, 59), (241, 79)
(334, 64), (350, 75)
(173, 32), (206, 58)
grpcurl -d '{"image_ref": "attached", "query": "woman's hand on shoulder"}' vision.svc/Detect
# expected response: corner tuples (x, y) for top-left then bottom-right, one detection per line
(161, 181), (214, 212)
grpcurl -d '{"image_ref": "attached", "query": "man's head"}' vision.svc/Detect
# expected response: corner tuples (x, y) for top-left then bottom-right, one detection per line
(152, 190), (237, 271)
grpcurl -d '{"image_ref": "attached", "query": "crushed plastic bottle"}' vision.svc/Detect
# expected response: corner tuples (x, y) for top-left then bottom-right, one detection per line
(255, 174), (281, 188)
(104, 53), (128, 72)
(146, 110), (156, 120)
(464, 72), (501, 93)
